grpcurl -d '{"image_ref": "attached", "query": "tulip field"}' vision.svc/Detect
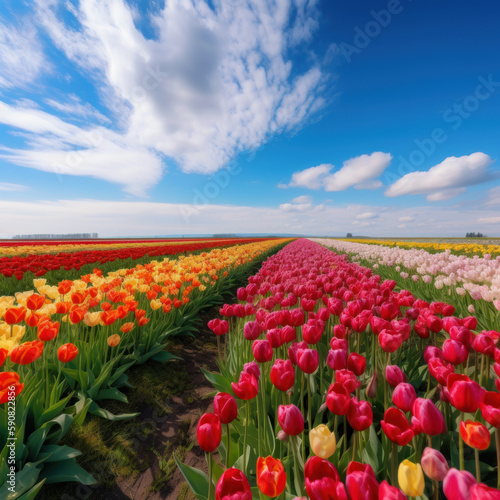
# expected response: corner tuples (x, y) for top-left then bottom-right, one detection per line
(183, 238), (500, 500)
(0, 237), (289, 499)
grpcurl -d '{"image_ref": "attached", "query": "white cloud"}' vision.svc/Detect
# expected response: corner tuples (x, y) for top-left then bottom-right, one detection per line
(398, 216), (414, 222)
(324, 152), (392, 191)
(0, 183), (29, 192)
(0, 19), (48, 88)
(44, 95), (111, 124)
(477, 217), (500, 224)
(356, 212), (378, 219)
(283, 152), (391, 191)
(484, 186), (500, 206)
(398, 224), (406, 228)
(280, 202), (312, 212)
(385, 153), (496, 200)
(0, 0), (326, 194)
(292, 195), (313, 204)
(287, 164), (332, 189)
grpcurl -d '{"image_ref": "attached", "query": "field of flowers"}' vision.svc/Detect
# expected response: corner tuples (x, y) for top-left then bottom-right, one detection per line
(0, 237), (288, 499)
(184, 238), (500, 500)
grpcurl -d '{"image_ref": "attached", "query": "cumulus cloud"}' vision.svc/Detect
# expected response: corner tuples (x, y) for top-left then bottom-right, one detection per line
(385, 153), (497, 200)
(324, 152), (392, 191)
(283, 152), (391, 191)
(0, 0), (327, 195)
(280, 202), (312, 212)
(356, 212), (378, 219)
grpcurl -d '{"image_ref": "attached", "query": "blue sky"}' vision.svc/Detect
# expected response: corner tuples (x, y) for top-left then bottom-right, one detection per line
(0, 0), (500, 237)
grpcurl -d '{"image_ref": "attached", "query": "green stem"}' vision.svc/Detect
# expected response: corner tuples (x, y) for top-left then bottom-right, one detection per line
(300, 372), (305, 462)
(459, 411), (465, 470)
(391, 441), (398, 487)
(243, 402), (249, 473)
(475, 448), (481, 483)
(352, 431), (357, 462)
(207, 452), (213, 500)
(226, 424), (230, 469)
(343, 416), (347, 455)
(307, 374), (312, 432)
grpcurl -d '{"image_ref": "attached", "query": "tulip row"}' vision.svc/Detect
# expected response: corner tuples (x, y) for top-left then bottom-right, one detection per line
(0, 239), (288, 499)
(313, 238), (500, 326)
(180, 238), (500, 500)
(337, 238), (500, 258)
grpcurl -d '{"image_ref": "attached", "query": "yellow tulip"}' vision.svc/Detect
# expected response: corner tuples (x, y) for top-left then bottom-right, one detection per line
(150, 299), (162, 311)
(398, 459), (425, 497)
(33, 278), (47, 288)
(309, 424), (336, 458)
(83, 312), (101, 327)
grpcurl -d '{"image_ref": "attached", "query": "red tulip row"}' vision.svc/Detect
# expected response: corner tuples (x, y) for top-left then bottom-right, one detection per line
(0, 237), (201, 248)
(0, 238), (266, 279)
(179, 238), (500, 500)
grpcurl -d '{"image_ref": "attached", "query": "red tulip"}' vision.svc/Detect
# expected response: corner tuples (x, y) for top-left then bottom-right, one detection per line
(462, 316), (478, 331)
(297, 348), (319, 374)
(10, 340), (44, 365)
(197, 413), (221, 452)
(256, 456), (286, 498)
(392, 383), (417, 413)
(421, 447), (449, 481)
(423, 346), (444, 363)
(252, 339), (273, 363)
(347, 397), (373, 431)
(0, 372), (24, 404)
(303, 320), (324, 344)
(216, 467), (251, 500)
(443, 468), (475, 500)
(447, 374), (485, 413)
(327, 349), (347, 371)
(243, 321), (263, 341)
(378, 480), (406, 500)
(330, 338), (348, 350)
(442, 339), (469, 365)
(208, 318), (229, 336)
(412, 398), (446, 436)
(379, 329), (403, 353)
(278, 404), (304, 435)
(328, 298), (344, 316)
(459, 420), (491, 450)
(480, 391), (500, 428)
(281, 325), (296, 343)
(231, 371), (258, 400)
(371, 316), (391, 335)
(266, 329), (283, 348)
(385, 365), (406, 387)
(472, 333), (496, 356)
(381, 407), (414, 446)
(326, 383), (351, 416)
(427, 315), (443, 333)
(346, 462), (379, 500)
(270, 359), (295, 391)
(333, 324), (347, 339)
(304, 456), (347, 500)
(380, 302), (399, 321)
(347, 353), (366, 376)
(288, 340), (308, 365)
(470, 483), (500, 500)
(428, 358), (455, 386)
(335, 369), (360, 394)
(37, 319), (60, 342)
(243, 361), (260, 381)
(214, 392), (238, 424)
(57, 343), (79, 363)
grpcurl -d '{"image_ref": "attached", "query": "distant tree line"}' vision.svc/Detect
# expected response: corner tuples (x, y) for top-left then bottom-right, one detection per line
(465, 232), (486, 238)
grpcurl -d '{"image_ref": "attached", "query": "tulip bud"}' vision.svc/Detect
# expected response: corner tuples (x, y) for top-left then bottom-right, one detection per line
(215, 468), (251, 500)
(385, 365), (406, 387)
(443, 468), (476, 500)
(197, 413), (221, 452)
(398, 459), (425, 497)
(309, 424), (336, 458)
(421, 447), (449, 481)
(278, 404), (304, 435)
(365, 370), (378, 399)
(459, 420), (491, 450)
(213, 392), (238, 424)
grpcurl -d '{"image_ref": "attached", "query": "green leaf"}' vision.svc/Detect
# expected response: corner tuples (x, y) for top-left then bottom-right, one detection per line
(0, 461), (43, 499)
(39, 459), (96, 485)
(16, 479), (46, 500)
(151, 351), (182, 363)
(93, 388), (129, 403)
(201, 368), (232, 393)
(88, 402), (139, 421)
(38, 445), (81, 463)
(174, 455), (208, 500)
(35, 393), (73, 429)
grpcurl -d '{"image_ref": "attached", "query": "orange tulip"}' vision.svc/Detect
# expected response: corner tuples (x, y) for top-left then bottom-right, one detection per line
(146, 290), (158, 300)
(101, 310), (120, 326)
(4, 307), (27, 325)
(37, 320), (60, 341)
(69, 307), (87, 324)
(135, 309), (146, 320)
(25, 312), (41, 327)
(10, 340), (44, 364)
(71, 292), (85, 304)
(101, 302), (112, 311)
(138, 317), (149, 327)
(120, 322), (135, 334)
(26, 294), (45, 311)
(107, 334), (121, 347)
(116, 305), (129, 319)
(0, 372), (24, 404)
(256, 456), (287, 498)
(460, 420), (491, 450)
(57, 343), (79, 363)
(58, 280), (73, 295)
(0, 348), (7, 368)
(55, 302), (72, 314)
